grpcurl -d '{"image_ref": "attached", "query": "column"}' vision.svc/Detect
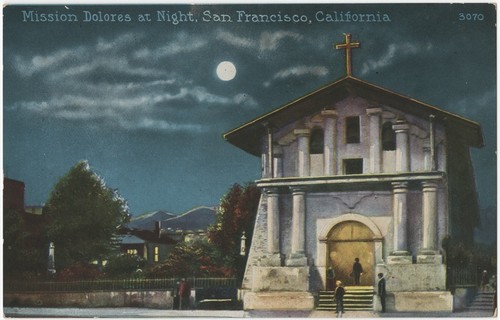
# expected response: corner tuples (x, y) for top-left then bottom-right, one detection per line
(264, 188), (282, 266)
(261, 152), (268, 178)
(429, 115), (436, 171)
(418, 181), (442, 263)
(393, 120), (410, 172)
(422, 181), (438, 251)
(267, 127), (274, 178)
(273, 145), (283, 178)
(321, 109), (338, 176)
(367, 108), (383, 173)
(387, 182), (412, 264)
(266, 188), (280, 254)
(286, 186), (308, 266)
(294, 129), (311, 177)
(423, 145), (432, 171)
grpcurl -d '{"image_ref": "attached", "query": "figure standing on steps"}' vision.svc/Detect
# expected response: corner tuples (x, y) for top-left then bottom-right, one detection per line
(334, 280), (345, 318)
(352, 258), (363, 285)
(481, 270), (489, 290)
(326, 265), (336, 291)
(377, 273), (386, 313)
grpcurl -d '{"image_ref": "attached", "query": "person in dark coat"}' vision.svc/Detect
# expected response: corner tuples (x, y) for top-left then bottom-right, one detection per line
(352, 258), (363, 285)
(178, 278), (191, 310)
(377, 273), (386, 313)
(334, 280), (345, 318)
(481, 270), (489, 290)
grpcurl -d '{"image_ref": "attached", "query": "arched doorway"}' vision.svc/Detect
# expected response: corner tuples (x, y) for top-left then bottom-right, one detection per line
(327, 221), (375, 286)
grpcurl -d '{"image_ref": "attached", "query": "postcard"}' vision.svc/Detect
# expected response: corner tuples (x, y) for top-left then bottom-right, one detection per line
(3, 2), (496, 317)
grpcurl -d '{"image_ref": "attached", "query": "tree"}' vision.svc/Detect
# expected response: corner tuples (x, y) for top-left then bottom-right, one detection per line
(44, 161), (130, 270)
(147, 238), (233, 279)
(207, 183), (260, 281)
(4, 209), (47, 279)
(105, 253), (146, 279)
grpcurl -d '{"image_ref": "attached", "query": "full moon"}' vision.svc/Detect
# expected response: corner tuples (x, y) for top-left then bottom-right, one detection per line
(216, 61), (237, 81)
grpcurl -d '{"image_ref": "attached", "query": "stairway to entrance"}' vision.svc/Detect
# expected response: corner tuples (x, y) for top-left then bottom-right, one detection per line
(467, 290), (496, 313)
(317, 286), (374, 311)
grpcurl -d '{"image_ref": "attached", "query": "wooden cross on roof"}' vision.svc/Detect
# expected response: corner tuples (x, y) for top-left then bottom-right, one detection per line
(335, 33), (360, 76)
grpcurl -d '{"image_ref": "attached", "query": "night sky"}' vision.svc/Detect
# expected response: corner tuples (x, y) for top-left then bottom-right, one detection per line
(3, 3), (496, 216)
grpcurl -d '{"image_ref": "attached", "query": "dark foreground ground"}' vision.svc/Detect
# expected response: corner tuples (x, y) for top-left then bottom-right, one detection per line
(3, 307), (494, 318)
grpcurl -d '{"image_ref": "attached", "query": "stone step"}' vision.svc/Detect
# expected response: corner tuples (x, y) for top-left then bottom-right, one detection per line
(469, 305), (494, 310)
(318, 287), (375, 294)
(465, 290), (496, 312)
(471, 300), (495, 304)
(317, 287), (374, 311)
(318, 293), (374, 298)
(318, 306), (373, 310)
(318, 304), (372, 308)
(319, 297), (373, 301)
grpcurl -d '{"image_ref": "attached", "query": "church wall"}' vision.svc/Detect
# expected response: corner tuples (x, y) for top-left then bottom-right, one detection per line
(382, 151), (396, 172)
(266, 96), (448, 179)
(409, 126), (428, 172)
(436, 126), (447, 171)
(282, 140), (297, 177)
(306, 191), (391, 262)
(437, 186), (448, 250)
(334, 97), (371, 174)
(304, 191), (389, 268)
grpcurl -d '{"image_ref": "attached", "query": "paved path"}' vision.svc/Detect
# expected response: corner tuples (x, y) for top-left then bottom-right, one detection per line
(4, 308), (244, 318)
(3, 307), (494, 318)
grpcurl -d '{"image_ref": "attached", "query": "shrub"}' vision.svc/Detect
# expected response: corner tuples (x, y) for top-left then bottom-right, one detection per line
(56, 262), (104, 281)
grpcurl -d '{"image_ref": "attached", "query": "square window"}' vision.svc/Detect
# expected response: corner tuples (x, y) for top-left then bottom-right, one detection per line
(344, 159), (363, 174)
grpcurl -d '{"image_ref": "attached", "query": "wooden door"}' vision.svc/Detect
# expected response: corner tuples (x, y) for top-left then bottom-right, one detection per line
(328, 221), (375, 286)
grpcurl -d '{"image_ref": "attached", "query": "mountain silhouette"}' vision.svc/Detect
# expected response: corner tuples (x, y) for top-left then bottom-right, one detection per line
(127, 210), (176, 230)
(161, 206), (217, 231)
(126, 206), (217, 232)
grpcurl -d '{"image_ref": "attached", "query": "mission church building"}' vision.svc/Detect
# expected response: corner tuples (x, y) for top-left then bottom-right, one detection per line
(224, 34), (483, 312)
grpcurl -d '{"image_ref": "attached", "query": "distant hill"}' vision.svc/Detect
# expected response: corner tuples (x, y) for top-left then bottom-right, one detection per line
(161, 206), (217, 231)
(126, 206), (217, 232)
(127, 210), (176, 230)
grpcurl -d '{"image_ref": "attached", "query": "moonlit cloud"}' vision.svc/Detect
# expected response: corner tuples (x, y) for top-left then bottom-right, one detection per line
(216, 29), (303, 52)
(234, 93), (258, 108)
(133, 32), (208, 60)
(216, 30), (255, 49)
(259, 31), (303, 51)
(9, 30), (263, 134)
(264, 65), (329, 87)
(119, 118), (208, 133)
(360, 42), (433, 75)
(14, 48), (85, 77)
(273, 65), (329, 79)
(96, 32), (145, 52)
(451, 89), (496, 116)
